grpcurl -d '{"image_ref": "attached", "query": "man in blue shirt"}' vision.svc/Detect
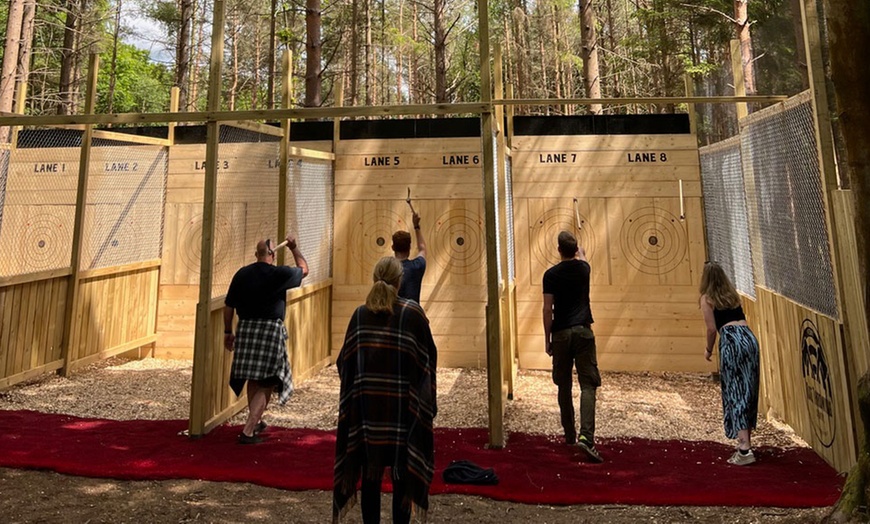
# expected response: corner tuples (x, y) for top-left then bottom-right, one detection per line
(392, 212), (427, 304)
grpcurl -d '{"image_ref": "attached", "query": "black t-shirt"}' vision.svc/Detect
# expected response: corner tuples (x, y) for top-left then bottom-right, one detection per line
(398, 256), (426, 303)
(225, 262), (304, 320)
(542, 259), (593, 332)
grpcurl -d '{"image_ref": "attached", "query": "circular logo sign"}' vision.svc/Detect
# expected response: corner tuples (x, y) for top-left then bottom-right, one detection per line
(800, 319), (835, 448)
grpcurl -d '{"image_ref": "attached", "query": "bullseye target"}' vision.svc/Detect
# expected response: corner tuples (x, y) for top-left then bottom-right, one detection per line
(619, 207), (686, 275)
(432, 209), (484, 275)
(85, 217), (137, 269)
(17, 212), (70, 271)
(179, 213), (236, 274)
(530, 207), (595, 269)
(349, 208), (407, 269)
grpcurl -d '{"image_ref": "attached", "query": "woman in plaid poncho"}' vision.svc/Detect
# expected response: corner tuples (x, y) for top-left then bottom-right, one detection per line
(333, 257), (438, 524)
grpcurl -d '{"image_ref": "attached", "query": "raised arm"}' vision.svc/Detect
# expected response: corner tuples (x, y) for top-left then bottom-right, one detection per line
(285, 235), (309, 277)
(413, 212), (427, 259)
(700, 295), (717, 362)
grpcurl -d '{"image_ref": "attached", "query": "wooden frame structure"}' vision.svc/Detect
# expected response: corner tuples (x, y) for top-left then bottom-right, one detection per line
(0, 0), (863, 469)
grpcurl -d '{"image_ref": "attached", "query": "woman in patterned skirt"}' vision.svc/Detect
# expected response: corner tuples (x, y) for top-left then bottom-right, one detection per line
(699, 261), (760, 465)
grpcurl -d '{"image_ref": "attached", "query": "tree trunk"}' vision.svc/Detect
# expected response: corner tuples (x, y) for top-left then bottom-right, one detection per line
(304, 0), (322, 107)
(107, 0), (121, 114)
(433, 0), (447, 102)
(191, 0), (205, 111)
(1, 0), (26, 118)
(410, 2), (418, 103)
(229, 7), (238, 111)
(579, 0), (602, 114)
(252, 21), (261, 109)
(267, 0), (277, 109)
(364, 0), (372, 106)
(823, 0), (870, 520)
(350, 0), (359, 106)
(397, 0), (404, 104)
(733, 0), (756, 96)
(57, 0), (78, 115)
(790, 0), (808, 89)
(177, 0), (193, 110)
(16, 0), (36, 97)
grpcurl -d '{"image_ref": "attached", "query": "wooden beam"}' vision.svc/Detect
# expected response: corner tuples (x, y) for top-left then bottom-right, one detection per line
(91, 129), (171, 146)
(684, 73), (697, 136)
(77, 259), (161, 281)
(478, 0), (505, 449)
(0, 267), (72, 288)
(0, 97), (789, 127)
(730, 39), (748, 120)
(287, 146), (334, 160)
(168, 86), (180, 144)
(278, 50), (292, 267)
(60, 53), (100, 377)
(189, 0), (227, 437)
(222, 119), (284, 137)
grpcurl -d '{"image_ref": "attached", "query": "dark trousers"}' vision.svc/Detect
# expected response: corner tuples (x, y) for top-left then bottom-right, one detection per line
(551, 325), (601, 444)
(360, 467), (411, 524)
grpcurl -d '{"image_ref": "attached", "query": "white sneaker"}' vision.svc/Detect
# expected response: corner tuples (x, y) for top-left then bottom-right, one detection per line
(727, 449), (756, 465)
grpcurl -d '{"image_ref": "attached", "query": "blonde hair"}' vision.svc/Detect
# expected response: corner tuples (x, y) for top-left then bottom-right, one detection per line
(699, 261), (741, 309)
(366, 257), (403, 314)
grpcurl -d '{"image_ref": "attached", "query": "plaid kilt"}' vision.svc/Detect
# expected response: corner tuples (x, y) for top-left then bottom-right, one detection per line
(230, 318), (294, 403)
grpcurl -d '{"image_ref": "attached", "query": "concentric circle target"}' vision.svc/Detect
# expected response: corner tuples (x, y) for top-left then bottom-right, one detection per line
(618, 207), (686, 274)
(86, 219), (137, 269)
(179, 214), (235, 273)
(349, 208), (406, 269)
(530, 207), (595, 269)
(432, 209), (484, 275)
(19, 213), (69, 271)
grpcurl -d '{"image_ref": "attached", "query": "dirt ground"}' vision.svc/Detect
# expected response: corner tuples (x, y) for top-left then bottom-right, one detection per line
(0, 359), (837, 523)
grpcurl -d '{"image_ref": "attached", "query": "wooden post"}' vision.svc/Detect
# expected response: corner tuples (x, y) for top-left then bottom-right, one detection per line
(478, 0), (505, 449)
(168, 86), (180, 145)
(278, 50), (292, 266)
(683, 73), (697, 136)
(60, 54), (99, 376)
(730, 39), (748, 121)
(800, 0), (863, 458)
(333, 76), (343, 148)
(189, 0), (227, 436)
(506, 83), (515, 149)
(9, 81), (26, 151)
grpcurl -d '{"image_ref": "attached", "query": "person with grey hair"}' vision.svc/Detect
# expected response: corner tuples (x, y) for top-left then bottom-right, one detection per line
(223, 235), (308, 444)
(542, 230), (602, 463)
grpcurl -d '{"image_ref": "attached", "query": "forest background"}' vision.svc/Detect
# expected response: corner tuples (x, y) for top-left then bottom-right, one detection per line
(0, 0), (809, 147)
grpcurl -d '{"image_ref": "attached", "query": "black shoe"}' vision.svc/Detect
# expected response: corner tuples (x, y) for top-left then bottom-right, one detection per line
(253, 421), (268, 435)
(576, 436), (604, 463)
(238, 433), (264, 445)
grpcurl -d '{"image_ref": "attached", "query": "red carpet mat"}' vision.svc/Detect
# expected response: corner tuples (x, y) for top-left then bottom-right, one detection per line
(0, 410), (842, 507)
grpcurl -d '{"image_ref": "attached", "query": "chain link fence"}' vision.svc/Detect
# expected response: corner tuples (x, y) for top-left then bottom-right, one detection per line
(505, 155), (516, 282)
(211, 124), (282, 298)
(740, 91), (837, 319)
(82, 137), (167, 270)
(699, 135), (755, 297)
(287, 153), (333, 284)
(0, 128), (82, 277)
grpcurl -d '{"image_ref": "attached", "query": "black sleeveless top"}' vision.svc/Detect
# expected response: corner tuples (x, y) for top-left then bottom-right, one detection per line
(713, 305), (746, 331)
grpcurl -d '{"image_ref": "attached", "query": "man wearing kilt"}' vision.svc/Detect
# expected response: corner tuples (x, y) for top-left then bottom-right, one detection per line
(224, 235), (309, 444)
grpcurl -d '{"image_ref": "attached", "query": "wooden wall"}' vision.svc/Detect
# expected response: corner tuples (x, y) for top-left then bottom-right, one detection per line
(0, 273), (68, 388)
(511, 134), (711, 372)
(744, 287), (857, 472)
(194, 279), (333, 434)
(332, 137), (487, 367)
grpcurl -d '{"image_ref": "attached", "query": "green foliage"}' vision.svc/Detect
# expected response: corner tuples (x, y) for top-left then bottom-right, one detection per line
(97, 43), (171, 113)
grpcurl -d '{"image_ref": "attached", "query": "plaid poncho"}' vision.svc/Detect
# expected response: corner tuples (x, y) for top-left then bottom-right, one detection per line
(333, 298), (438, 523)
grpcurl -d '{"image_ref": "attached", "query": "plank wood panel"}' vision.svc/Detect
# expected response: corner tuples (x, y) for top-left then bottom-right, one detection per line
(0, 276), (69, 388)
(513, 132), (705, 373)
(511, 150), (700, 168)
(511, 134), (699, 151)
(747, 287), (856, 472)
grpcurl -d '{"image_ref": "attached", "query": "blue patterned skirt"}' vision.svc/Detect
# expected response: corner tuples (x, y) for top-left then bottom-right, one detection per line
(718, 325), (760, 439)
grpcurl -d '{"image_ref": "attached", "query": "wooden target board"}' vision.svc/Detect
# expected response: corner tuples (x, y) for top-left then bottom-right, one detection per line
(0, 147), (80, 276)
(156, 142), (279, 359)
(333, 137), (487, 367)
(512, 131), (708, 373)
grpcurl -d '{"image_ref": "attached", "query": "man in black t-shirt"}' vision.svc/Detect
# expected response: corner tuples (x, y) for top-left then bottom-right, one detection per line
(224, 235), (308, 444)
(542, 230), (603, 462)
(393, 212), (427, 304)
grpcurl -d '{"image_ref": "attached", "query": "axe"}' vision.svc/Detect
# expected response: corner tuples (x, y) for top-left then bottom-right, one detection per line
(405, 187), (417, 215)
